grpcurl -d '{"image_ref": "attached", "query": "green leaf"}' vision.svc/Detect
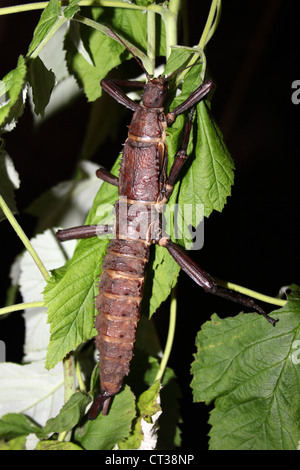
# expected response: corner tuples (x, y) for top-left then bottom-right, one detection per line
(126, 352), (182, 449)
(36, 440), (83, 450)
(0, 436), (26, 450)
(0, 413), (42, 441)
(27, 0), (62, 57)
(179, 100), (234, 218)
(0, 151), (20, 222)
(119, 380), (161, 449)
(27, 56), (56, 117)
(44, 162), (119, 369)
(163, 48), (195, 77)
(165, 63), (234, 220)
(75, 385), (136, 450)
(64, 14), (126, 102)
(0, 55), (27, 132)
(148, 245), (180, 318)
(63, 0), (81, 19)
(43, 392), (91, 434)
(44, 236), (108, 369)
(191, 290), (300, 450)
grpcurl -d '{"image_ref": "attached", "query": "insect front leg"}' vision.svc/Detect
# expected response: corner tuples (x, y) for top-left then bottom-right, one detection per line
(166, 79), (214, 125)
(56, 224), (113, 241)
(100, 78), (140, 112)
(158, 238), (278, 326)
(160, 108), (195, 202)
(160, 80), (214, 203)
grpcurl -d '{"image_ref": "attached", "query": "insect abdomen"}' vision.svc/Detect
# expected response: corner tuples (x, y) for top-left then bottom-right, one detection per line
(92, 239), (149, 415)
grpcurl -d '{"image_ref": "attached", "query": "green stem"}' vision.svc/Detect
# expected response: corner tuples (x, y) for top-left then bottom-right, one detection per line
(161, 0), (180, 57)
(216, 279), (287, 307)
(147, 10), (156, 75)
(58, 353), (77, 442)
(0, 301), (45, 316)
(75, 359), (86, 393)
(155, 286), (177, 382)
(198, 0), (221, 50)
(0, 196), (50, 282)
(175, 0), (221, 85)
(0, 0), (165, 16)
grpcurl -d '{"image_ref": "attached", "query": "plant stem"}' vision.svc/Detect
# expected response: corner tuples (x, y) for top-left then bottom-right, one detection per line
(216, 278), (287, 307)
(147, 10), (156, 75)
(0, 301), (45, 316)
(155, 286), (177, 382)
(75, 359), (86, 393)
(161, 0), (180, 56)
(0, 196), (50, 282)
(58, 353), (77, 442)
(0, 1), (165, 16)
(198, 0), (221, 50)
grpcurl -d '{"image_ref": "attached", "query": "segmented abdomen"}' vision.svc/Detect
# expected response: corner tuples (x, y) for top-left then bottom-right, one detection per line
(95, 238), (149, 399)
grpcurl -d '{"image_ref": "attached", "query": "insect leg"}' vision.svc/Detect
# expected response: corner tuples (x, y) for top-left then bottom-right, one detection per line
(56, 224), (113, 241)
(107, 78), (145, 89)
(101, 78), (139, 112)
(88, 391), (112, 419)
(96, 167), (119, 187)
(166, 79), (214, 125)
(160, 108), (195, 202)
(159, 238), (278, 326)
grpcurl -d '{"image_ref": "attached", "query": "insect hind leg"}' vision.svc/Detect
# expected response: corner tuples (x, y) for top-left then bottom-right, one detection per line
(88, 391), (112, 420)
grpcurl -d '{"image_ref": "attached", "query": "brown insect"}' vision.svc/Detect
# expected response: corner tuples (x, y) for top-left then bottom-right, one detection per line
(56, 33), (277, 419)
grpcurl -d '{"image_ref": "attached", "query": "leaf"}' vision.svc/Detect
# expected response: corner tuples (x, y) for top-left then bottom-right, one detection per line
(35, 440), (83, 450)
(126, 352), (182, 449)
(63, 0), (81, 19)
(64, 13), (126, 102)
(19, 229), (76, 363)
(44, 161), (119, 369)
(27, 56), (56, 117)
(75, 385), (136, 450)
(148, 245), (180, 318)
(0, 361), (64, 427)
(0, 151), (20, 222)
(119, 380), (161, 450)
(28, 22), (80, 123)
(191, 290), (300, 450)
(0, 55), (27, 133)
(163, 48), (195, 77)
(27, 0), (62, 57)
(43, 391), (90, 434)
(113, 7), (166, 58)
(0, 435), (26, 450)
(0, 413), (42, 441)
(179, 100), (234, 218)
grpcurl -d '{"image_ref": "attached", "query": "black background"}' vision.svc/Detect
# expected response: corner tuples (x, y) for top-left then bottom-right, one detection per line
(0, 0), (299, 449)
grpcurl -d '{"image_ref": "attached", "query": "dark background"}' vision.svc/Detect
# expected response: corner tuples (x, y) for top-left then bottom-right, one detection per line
(0, 0), (299, 449)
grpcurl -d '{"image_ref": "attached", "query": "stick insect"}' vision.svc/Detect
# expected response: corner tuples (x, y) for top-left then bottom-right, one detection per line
(56, 31), (277, 419)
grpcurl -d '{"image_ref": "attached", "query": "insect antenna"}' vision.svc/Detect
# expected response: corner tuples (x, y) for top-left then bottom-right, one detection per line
(105, 25), (151, 81)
